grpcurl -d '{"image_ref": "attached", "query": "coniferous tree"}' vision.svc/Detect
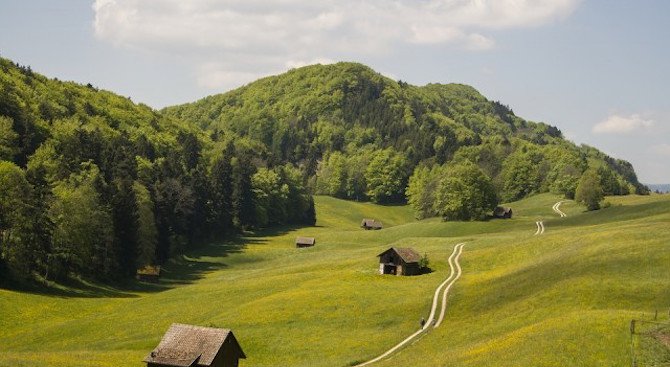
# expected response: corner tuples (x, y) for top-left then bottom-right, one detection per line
(133, 181), (158, 267)
(231, 153), (256, 229)
(104, 137), (140, 278)
(0, 116), (18, 161)
(0, 161), (34, 279)
(189, 164), (210, 242)
(302, 196), (317, 226)
(110, 177), (139, 278)
(209, 150), (234, 237)
(25, 164), (55, 279)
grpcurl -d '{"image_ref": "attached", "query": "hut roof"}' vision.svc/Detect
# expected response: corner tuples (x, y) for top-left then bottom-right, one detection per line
(361, 219), (383, 229)
(295, 236), (316, 245)
(137, 265), (161, 276)
(144, 323), (246, 367)
(377, 247), (421, 264)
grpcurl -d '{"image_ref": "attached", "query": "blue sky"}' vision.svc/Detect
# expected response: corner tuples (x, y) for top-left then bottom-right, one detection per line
(1, 0), (668, 183)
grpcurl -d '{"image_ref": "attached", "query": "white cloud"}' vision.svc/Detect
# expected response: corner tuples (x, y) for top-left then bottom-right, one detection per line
(650, 143), (670, 156)
(285, 58), (336, 69)
(466, 33), (496, 51)
(592, 114), (655, 134)
(196, 63), (270, 89)
(93, 0), (581, 91)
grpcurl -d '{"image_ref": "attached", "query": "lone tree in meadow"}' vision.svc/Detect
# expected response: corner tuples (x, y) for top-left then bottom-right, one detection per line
(434, 161), (498, 221)
(575, 169), (604, 211)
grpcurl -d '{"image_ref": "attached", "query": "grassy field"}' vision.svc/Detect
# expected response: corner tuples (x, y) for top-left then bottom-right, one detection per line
(1, 193), (669, 366)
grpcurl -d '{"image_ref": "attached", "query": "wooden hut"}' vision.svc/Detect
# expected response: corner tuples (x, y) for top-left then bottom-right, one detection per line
(361, 218), (383, 230)
(493, 206), (513, 219)
(144, 323), (246, 367)
(136, 265), (161, 283)
(295, 236), (315, 248)
(377, 247), (421, 276)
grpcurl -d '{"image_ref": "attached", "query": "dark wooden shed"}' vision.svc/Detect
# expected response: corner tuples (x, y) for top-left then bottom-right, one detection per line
(295, 236), (315, 248)
(136, 265), (161, 283)
(377, 247), (421, 276)
(144, 323), (246, 367)
(361, 218), (383, 230)
(493, 206), (513, 219)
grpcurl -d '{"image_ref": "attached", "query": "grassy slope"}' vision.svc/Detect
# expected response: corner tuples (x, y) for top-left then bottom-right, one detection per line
(1, 194), (669, 366)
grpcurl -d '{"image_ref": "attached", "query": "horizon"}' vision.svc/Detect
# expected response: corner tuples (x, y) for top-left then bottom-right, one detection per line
(1, 0), (668, 183)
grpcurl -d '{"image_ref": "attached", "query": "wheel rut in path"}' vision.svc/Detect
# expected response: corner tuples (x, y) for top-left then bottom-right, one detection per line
(353, 243), (466, 367)
(552, 201), (567, 217)
(538, 201), (568, 235)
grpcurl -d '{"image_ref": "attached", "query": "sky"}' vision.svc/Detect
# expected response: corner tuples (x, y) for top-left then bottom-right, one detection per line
(0, 0), (668, 183)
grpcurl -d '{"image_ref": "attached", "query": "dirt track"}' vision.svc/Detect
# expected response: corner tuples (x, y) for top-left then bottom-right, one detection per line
(353, 243), (466, 367)
(553, 201), (567, 217)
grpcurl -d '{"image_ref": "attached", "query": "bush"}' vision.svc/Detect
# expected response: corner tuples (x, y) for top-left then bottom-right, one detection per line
(419, 253), (431, 273)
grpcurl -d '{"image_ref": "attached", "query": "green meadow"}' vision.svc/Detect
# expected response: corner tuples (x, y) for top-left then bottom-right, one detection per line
(1, 193), (669, 366)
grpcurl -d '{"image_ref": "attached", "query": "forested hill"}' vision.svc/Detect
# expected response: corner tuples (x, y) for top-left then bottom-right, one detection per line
(164, 62), (646, 208)
(0, 57), (314, 283)
(0, 58), (647, 284)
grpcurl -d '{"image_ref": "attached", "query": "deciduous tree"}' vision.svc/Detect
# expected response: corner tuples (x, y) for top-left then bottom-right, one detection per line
(575, 169), (604, 211)
(434, 161), (498, 221)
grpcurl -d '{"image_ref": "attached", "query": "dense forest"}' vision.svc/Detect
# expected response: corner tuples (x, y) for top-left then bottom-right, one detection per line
(164, 62), (647, 217)
(0, 57), (314, 283)
(0, 59), (646, 284)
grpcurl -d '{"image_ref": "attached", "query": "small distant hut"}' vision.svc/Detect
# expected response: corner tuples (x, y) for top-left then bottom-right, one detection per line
(361, 218), (383, 230)
(136, 265), (161, 283)
(295, 236), (315, 248)
(144, 323), (246, 367)
(493, 206), (513, 219)
(377, 247), (421, 276)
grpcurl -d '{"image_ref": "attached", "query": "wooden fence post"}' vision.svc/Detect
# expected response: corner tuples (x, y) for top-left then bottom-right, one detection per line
(630, 319), (636, 367)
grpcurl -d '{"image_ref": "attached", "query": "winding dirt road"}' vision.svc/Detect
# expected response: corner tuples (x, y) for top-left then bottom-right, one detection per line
(536, 201), (567, 235)
(434, 243), (464, 328)
(353, 243), (466, 367)
(552, 201), (567, 217)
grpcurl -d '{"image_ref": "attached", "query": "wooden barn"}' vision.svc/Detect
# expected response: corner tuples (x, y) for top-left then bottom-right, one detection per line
(361, 218), (383, 230)
(295, 236), (315, 248)
(144, 323), (246, 367)
(136, 265), (161, 283)
(493, 206), (513, 219)
(377, 247), (421, 276)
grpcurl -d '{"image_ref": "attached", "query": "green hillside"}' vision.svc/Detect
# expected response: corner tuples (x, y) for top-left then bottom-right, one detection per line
(0, 57), (314, 283)
(1, 194), (668, 366)
(163, 62), (647, 205)
(1, 58), (649, 285)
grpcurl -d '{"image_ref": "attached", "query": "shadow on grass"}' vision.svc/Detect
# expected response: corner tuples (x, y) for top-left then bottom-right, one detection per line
(0, 276), (144, 299)
(0, 224), (314, 298)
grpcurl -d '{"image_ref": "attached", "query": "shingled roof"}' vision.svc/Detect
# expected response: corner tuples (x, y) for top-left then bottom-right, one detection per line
(144, 323), (246, 367)
(377, 247), (421, 263)
(296, 236), (315, 246)
(361, 218), (383, 229)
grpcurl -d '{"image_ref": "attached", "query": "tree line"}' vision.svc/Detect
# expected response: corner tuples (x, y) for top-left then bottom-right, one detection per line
(0, 58), (314, 283)
(1, 58), (649, 283)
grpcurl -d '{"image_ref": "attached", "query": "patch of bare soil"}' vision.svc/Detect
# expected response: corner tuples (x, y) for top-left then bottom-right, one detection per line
(653, 332), (670, 348)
